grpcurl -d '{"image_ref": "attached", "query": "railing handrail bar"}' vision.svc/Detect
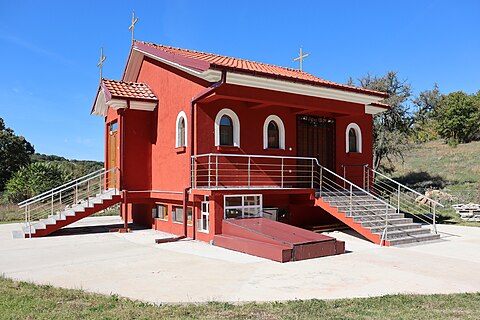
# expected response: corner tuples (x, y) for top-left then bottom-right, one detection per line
(340, 163), (368, 167)
(18, 168), (104, 206)
(366, 166), (444, 207)
(18, 167), (118, 208)
(192, 153), (320, 162)
(193, 153), (395, 210)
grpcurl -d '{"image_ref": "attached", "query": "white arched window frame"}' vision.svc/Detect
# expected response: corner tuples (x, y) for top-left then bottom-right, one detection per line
(175, 111), (188, 148)
(214, 108), (240, 147)
(263, 115), (285, 150)
(345, 122), (362, 153)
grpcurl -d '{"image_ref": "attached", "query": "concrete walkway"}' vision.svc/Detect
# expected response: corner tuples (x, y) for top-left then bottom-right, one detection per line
(0, 216), (479, 303)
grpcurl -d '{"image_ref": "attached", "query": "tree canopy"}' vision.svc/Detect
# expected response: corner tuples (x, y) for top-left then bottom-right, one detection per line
(348, 71), (412, 171)
(0, 118), (35, 191)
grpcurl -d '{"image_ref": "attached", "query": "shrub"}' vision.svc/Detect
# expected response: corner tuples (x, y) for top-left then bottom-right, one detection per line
(4, 162), (72, 203)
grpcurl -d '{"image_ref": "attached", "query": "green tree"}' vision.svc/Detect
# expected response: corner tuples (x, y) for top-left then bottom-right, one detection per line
(348, 71), (412, 170)
(0, 118), (35, 190)
(4, 162), (71, 203)
(436, 91), (480, 145)
(412, 84), (443, 142)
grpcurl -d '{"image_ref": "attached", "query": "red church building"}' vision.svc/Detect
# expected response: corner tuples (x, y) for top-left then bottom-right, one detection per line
(15, 41), (441, 262)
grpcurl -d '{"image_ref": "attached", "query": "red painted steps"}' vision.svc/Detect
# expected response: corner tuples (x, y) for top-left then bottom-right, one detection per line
(213, 218), (345, 262)
(14, 192), (121, 238)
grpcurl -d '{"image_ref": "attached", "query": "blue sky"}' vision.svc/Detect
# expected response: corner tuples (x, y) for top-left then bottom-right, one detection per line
(0, 0), (479, 161)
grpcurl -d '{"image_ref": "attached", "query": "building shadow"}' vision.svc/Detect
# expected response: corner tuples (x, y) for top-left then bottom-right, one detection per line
(393, 171), (447, 190)
(49, 223), (147, 237)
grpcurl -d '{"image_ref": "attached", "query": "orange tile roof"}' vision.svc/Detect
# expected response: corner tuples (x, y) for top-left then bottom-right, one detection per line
(102, 79), (157, 101)
(136, 41), (388, 98)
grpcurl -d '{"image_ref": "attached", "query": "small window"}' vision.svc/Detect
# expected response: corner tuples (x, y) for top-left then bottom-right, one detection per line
(109, 121), (118, 132)
(224, 195), (262, 219)
(173, 206), (183, 223)
(346, 123), (362, 153)
(349, 128), (357, 152)
(187, 208), (193, 225)
(153, 204), (168, 220)
(263, 115), (285, 150)
(267, 121), (280, 149)
(175, 111), (187, 148)
(220, 115), (234, 146)
(177, 118), (186, 147)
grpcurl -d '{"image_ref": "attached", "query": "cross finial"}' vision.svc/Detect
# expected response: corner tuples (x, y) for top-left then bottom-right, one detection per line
(128, 9), (138, 44)
(97, 47), (106, 81)
(293, 47), (310, 71)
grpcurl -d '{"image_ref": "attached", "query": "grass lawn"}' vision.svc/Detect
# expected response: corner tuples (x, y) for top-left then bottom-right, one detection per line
(0, 277), (479, 320)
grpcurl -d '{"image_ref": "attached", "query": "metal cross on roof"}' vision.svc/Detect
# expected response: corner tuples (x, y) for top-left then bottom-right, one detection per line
(293, 47), (310, 71)
(97, 47), (107, 81)
(128, 10), (139, 44)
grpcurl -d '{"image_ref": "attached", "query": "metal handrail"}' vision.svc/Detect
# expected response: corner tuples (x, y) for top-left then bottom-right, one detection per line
(366, 166), (444, 208)
(18, 168), (104, 207)
(18, 167), (118, 208)
(192, 153), (396, 210)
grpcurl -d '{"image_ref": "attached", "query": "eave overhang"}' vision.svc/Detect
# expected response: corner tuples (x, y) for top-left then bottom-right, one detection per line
(91, 79), (158, 117)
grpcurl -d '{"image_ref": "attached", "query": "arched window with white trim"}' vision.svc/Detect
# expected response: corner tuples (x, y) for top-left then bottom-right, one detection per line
(263, 115), (285, 149)
(215, 108), (240, 147)
(346, 123), (362, 153)
(175, 111), (188, 148)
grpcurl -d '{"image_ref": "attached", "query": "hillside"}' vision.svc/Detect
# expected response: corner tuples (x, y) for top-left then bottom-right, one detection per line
(391, 140), (479, 194)
(391, 140), (480, 226)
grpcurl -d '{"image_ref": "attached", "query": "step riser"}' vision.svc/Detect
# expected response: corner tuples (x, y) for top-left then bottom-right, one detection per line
(377, 229), (432, 240)
(388, 234), (441, 246)
(359, 218), (413, 226)
(368, 224), (421, 233)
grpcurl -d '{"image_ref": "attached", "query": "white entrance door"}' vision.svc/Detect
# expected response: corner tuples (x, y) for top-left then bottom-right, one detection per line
(200, 197), (209, 233)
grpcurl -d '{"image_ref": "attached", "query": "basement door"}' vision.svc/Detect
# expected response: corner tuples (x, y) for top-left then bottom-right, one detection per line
(296, 115), (336, 187)
(107, 121), (118, 189)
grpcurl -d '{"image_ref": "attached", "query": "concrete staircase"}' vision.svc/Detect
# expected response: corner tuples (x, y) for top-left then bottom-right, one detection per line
(315, 190), (440, 246)
(13, 189), (121, 238)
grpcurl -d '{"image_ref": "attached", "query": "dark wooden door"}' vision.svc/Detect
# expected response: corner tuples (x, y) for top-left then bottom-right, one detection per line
(296, 115), (336, 187)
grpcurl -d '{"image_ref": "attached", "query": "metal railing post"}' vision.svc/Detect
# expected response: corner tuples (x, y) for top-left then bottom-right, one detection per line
(247, 157), (251, 188)
(310, 159), (314, 189)
(87, 180), (90, 206)
(215, 155), (218, 187)
(432, 203), (437, 234)
(281, 158), (284, 188)
(362, 165), (366, 189)
(397, 185), (401, 214)
(349, 184), (353, 216)
(114, 168), (117, 195)
(191, 157), (194, 188)
(208, 154), (211, 188)
(319, 167), (323, 197)
(367, 167), (370, 192)
(51, 193), (54, 216)
(381, 203), (389, 246)
(28, 205), (32, 238)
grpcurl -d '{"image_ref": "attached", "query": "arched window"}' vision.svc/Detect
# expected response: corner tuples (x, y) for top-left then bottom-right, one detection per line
(220, 115), (233, 146)
(345, 123), (362, 153)
(175, 111), (187, 148)
(267, 121), (280, 149)
(263, 115), (285, 149)
(348, 128), (357, 152)
(214, 108), (240, 147)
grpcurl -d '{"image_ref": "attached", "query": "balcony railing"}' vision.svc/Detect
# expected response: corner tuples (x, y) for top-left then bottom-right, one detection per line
(191, 153), (318, 189)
